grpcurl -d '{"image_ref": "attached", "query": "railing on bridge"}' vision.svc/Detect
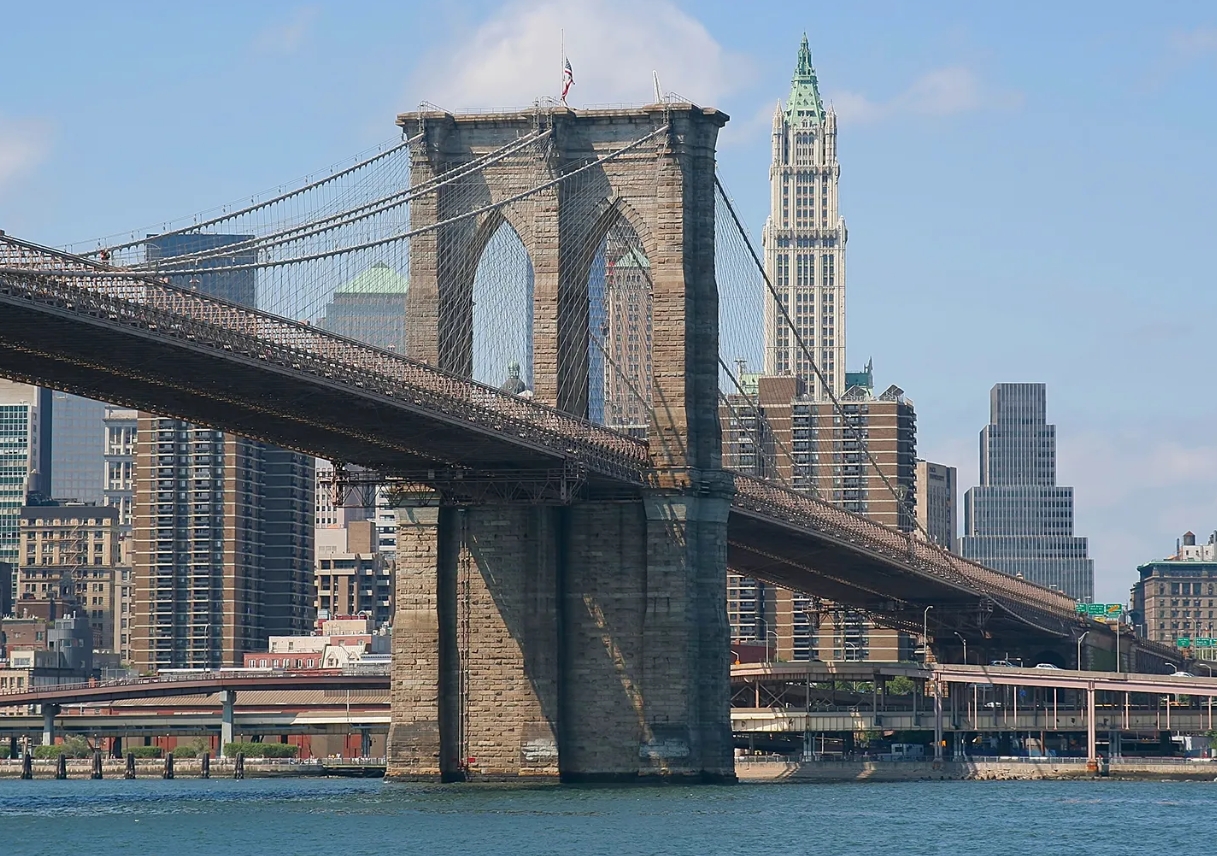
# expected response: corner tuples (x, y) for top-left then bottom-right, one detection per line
(732, 474), (1080, 624)
(0, 665), (390, 699)
(0, 234), (649, 483)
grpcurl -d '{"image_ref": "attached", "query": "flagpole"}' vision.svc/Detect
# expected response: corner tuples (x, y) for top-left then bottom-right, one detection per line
(560, 29), (565, 102)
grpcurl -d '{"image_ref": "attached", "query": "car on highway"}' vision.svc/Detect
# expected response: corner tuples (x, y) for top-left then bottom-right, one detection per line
(1034, 663), (1063, 670)
(1169, 671), (1197, 678)
(990, 660), (1019, 668)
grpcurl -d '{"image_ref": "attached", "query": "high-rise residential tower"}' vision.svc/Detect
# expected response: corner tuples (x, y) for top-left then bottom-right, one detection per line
(960, 383), (1094, 601)
(763, 34), (847, 400)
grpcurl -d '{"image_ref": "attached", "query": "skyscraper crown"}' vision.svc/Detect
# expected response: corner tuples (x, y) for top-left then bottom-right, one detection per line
(785, 33), (825, 126)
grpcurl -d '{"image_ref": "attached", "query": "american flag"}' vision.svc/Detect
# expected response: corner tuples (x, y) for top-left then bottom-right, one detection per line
(561, 58), (574, 103)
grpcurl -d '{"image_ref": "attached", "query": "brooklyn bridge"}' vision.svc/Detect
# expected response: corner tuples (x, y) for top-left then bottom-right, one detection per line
(0, 102), (1172, 782)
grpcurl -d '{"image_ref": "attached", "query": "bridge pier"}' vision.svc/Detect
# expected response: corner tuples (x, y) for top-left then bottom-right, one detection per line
(220, 690), (235, 750)
(388, 493), (733, 783)
(42, 703), (60, 747)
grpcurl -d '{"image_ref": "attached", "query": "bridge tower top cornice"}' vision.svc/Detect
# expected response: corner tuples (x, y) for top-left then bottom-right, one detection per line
(396, 103), (729, 134)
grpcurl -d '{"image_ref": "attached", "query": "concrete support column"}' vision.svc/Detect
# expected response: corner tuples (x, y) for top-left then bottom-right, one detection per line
(386, 505), (447, 781)
(220, 690), (235, 749)
(1086, 684), (1097, 773)
(933, 682), (944, 762)
(42, 703), (60, 746)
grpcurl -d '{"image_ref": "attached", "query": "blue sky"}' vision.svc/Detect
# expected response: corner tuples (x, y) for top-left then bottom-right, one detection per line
(3, 1), (1216, 602)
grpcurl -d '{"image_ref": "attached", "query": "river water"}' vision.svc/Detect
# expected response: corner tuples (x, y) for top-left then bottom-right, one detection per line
(2, 778), (1214, 855)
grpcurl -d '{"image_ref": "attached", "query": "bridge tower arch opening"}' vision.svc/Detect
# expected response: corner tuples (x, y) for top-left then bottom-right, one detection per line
(389, 104), (734, 783)
(468, 215), (536, 392)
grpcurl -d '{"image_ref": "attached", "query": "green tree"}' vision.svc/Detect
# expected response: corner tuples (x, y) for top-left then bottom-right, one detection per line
(886, 676), (916, 695)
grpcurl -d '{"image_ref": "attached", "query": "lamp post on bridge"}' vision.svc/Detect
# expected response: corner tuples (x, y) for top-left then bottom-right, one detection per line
(764, 630), (779, 666)
(1076, 631), (1089, 671)
(953, 632), (967, 665)
(922, 606), (934, 664)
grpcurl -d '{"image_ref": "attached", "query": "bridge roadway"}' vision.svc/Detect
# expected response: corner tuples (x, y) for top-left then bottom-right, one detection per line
(0, 235), (1130, 654)
(732, 662), (1217, 764)
(3, 667), (1214, 767)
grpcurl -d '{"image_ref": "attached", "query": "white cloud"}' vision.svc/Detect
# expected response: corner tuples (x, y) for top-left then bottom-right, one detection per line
(254, 5), (320, 55)
(1058, 431), (1217, 602)
(410, 0), (753, 111)
(1170, 25), (1217, 58)
(0, 115), (51, 192)
(832, 66), (1021, 125)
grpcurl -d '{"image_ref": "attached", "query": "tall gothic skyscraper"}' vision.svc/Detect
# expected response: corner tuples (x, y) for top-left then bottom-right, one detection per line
(763, 34), (847, 400)
(960, 383), (1094, 601)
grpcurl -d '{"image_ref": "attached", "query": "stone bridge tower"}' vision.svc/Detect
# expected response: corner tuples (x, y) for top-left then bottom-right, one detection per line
(386, 104), (734, 782)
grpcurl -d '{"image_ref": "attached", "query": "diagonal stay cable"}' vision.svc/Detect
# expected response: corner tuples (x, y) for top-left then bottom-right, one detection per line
(88, 136), (421, 256)
(132, 130), (554, 271)
(160, 124), (671, 276)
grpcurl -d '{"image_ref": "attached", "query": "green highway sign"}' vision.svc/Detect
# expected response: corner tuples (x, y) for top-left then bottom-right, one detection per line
(1177, 637), (1216, 648)
(1075, 603), (1124, 617)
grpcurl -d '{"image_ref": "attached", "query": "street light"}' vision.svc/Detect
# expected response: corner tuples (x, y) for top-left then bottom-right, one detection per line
(954, 632), (968, 664)
(1076, 631), (1089, 671)
(1197, 662), (1214, 676)
(842, 641), (860, 663)
(923, 606), (934, 663)
(764, 629), (779, 666)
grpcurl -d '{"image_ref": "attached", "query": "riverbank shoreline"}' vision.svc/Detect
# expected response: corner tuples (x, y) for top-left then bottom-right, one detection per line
(736, 758), (1217, 782)
(0, 759), (384, 780)
(4, 758), (1216, 782)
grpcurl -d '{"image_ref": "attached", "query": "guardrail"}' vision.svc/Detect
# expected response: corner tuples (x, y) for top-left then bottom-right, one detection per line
(0, 234), (650, 484)
(731, 474), (1079, 626)
(0, 666), (390, 697)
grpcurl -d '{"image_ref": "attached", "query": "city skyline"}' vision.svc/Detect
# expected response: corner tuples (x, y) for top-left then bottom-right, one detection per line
(3, 2), (1216, 602)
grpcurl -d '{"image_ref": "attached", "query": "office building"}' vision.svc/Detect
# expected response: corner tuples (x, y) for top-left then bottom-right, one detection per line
(1130, 531), (1217, 653)
(17, 503), (130, 659)
(915, 460), (957, 551)
(763, 34), (847, 400)
(319, 262), (410, 353)
(0, 382), (51, 576)
(49, 392), (106, 505)
(960, 383), (1094, 601)
(144, 232), (257, 307)
(314, 462), (391, 627)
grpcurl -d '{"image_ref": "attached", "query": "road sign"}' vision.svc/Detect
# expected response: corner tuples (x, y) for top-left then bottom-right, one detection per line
(1178, 638), (1192, 648)
(1075, 603), (1124, 617)
(1176, 637), (1215, 648)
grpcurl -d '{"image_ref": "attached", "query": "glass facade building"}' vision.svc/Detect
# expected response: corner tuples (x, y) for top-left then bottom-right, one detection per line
(50, 392), (106, 505)
(960, 383), (1094, 601)
(0, 382), (50, 572)
(319, 262), (409, 353)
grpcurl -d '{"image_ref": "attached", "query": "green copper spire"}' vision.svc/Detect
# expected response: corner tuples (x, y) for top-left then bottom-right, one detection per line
(784, 33), (824, 126)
